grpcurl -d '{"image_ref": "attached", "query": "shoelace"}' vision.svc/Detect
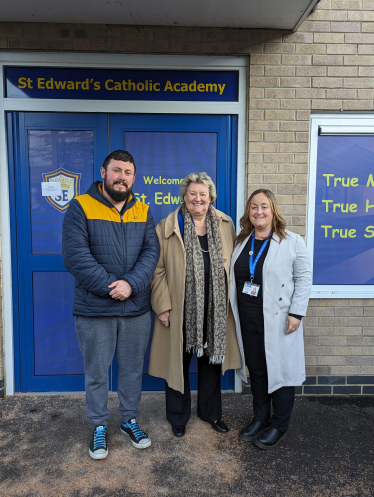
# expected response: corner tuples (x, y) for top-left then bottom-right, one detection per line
(93, 426), (106, 449)
(123, 422), (146, 440)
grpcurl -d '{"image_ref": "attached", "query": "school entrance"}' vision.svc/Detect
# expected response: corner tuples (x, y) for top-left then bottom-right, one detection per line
(8, 112), (238, 392)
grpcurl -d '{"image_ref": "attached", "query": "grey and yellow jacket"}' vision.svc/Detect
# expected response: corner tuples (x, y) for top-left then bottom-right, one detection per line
(62, 181), (160, 316)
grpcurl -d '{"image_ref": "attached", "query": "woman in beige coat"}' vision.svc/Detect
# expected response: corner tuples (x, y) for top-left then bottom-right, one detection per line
(149, 172), (242, 437)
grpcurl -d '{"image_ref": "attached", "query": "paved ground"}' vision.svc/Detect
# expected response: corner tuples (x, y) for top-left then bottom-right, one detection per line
(0, 393), (373, 496)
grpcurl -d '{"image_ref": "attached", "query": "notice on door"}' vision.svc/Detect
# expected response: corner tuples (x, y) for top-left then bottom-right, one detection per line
(41, 181), (62, 197)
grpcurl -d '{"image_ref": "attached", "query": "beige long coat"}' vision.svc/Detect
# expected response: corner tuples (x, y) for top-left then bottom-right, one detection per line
(149, 205), (242, 394)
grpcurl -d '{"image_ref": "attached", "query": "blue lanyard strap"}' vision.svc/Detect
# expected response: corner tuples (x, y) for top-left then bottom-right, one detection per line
(249, 232), (271, 282)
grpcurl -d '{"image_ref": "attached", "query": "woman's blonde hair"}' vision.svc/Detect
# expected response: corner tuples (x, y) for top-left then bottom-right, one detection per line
(237, 189), (287, 245)
(179, 172), (217, 204)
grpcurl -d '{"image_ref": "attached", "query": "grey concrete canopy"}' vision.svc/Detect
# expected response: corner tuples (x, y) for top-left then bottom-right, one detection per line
(2, 0), (319, 32)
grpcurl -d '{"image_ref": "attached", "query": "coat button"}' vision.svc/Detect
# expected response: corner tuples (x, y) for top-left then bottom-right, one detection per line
(282, 284), (284, 287)
(279, 297), (282, 301)
(223, 258), (227, 263)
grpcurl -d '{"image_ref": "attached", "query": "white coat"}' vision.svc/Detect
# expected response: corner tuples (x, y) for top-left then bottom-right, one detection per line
(229, 230), (312, 393)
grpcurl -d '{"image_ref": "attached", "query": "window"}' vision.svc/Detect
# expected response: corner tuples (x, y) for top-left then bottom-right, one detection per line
(307, 115), (374, 298)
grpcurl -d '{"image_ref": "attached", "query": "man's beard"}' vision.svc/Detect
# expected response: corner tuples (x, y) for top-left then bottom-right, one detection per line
(103, 177), (133, 203)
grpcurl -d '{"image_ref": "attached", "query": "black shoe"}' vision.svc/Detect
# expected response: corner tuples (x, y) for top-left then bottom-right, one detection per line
(120, 419), (151, 449)
(172, 425), (186, 437)
(89, 425), (108, 460)
(210, 419), (229, 433)
(254, 427), (287, 450)
(239, 420), (270, 441)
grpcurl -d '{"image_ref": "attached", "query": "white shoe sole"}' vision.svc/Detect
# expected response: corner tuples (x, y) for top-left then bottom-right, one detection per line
(130, 438), (151, 449)
(89, 448), (108, 459)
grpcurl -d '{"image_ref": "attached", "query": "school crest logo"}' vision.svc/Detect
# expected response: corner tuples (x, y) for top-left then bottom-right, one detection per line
(42, 169), (81, 212)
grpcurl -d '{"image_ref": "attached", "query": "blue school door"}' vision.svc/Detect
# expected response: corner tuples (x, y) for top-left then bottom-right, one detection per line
(8, 112), (238, 392)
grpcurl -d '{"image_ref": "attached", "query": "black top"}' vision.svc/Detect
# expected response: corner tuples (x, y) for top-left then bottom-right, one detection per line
(198, 234), (210, 309)
(234, 236), (270, 309)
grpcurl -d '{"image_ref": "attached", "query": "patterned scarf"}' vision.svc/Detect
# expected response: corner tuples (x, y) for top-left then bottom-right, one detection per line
(182, 203), (227, 364)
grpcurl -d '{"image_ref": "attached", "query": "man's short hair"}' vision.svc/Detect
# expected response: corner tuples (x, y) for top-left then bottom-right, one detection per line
(102, 150), (136, 173)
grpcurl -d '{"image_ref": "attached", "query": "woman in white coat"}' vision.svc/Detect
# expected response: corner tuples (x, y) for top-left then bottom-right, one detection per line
(229, 189), (312, 449)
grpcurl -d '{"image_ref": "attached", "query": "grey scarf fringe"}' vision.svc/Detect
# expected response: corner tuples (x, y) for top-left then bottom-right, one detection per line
(209, 355), (226, 365)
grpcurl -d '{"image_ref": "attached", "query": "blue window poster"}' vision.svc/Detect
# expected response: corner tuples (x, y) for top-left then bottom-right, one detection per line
(313, 135), (374, 285)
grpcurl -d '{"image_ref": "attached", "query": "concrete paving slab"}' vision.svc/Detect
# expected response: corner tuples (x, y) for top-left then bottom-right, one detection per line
(0, 393), (373, 496)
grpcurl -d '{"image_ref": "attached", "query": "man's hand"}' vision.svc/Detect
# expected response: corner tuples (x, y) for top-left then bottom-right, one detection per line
(286, 315), (301, 335)
(158, 311), (170, 327)
(108, 280), (132, 301)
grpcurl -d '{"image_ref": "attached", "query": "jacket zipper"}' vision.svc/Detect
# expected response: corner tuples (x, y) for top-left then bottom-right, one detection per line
(120, 213), (127, 314)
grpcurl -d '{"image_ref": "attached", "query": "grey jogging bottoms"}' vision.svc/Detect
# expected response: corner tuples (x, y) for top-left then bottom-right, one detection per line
(75, 312), (151, 427)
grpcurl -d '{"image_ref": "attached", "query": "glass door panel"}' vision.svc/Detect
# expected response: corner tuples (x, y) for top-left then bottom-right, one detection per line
(28, 129), (95, 255)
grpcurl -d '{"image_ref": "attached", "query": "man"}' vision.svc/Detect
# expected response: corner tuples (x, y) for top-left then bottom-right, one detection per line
(62, 150), (160, 460)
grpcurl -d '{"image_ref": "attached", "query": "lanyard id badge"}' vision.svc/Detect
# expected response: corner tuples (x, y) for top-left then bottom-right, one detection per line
(243, 281), (260, 297)
(242, 232), (271, 297)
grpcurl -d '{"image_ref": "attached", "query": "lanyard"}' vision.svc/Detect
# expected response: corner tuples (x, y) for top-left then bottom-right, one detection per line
(249, 232), (271, 282)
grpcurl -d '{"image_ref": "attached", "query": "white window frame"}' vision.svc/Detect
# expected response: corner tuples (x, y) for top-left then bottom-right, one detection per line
(0, 52), (248, 394)
(307, 113), (374, 299)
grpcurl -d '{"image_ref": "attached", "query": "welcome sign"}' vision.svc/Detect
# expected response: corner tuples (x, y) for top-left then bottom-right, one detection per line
(5, 67), (239, 102)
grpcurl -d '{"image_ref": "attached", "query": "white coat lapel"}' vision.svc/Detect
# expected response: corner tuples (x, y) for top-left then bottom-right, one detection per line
(262, 232), (281, 289)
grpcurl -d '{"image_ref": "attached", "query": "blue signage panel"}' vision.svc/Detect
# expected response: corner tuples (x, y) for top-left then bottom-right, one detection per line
(33, 272), (84, 376)
(5, 67), (239, 102)
(125, 130), (217, 225)
(313, 135), (374, 285)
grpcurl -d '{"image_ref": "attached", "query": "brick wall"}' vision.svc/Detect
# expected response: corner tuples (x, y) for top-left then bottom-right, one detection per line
(1, 0), (374, 395)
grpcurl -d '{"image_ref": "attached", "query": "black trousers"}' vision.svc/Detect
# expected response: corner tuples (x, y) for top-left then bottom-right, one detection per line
(240, 308), (295, 433)
(165, 320), (222, 427)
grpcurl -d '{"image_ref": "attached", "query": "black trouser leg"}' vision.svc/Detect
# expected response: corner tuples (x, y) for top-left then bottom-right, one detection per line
(165, 347), (193, 427)
(241, 317), (271, 424)
(241, 314), (296, 431)
(271, 386), (295, 433)
(197, 353), (222, 422)
(166, 313), (223, 426)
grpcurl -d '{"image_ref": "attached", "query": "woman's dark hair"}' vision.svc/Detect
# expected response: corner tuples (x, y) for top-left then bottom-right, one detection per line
(237, 189), (287, 245)
(102, 150), (136, 173)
